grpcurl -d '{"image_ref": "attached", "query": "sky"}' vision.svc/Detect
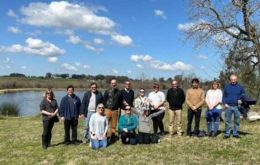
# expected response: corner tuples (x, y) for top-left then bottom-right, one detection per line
(0, 0), (224, 80)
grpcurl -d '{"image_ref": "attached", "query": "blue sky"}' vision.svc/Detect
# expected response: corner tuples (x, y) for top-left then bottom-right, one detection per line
(0, 0), (223, 80)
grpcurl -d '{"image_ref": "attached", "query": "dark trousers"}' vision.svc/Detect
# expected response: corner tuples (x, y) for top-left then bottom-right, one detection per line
(121, 132), (137, 145)
(64, 118), (78, 142)
(138, 132), (151, 144)
(151, 109), (165, 134)
(42, 119), (54, 147)
(186, 108), (202, 135)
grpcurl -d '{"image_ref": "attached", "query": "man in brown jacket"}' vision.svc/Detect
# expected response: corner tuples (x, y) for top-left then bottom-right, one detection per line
(186, 78), (205, 136)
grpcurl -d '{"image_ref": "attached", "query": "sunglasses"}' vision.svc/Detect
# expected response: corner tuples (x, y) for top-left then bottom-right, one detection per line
(139, 90), (145, 93)
(125, 108), (131, 111)
(98, 107), (105, 110)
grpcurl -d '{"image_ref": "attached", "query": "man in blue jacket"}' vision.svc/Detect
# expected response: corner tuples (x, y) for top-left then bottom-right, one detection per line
(60, 85), (81, 145)
(80, 82), (103, 143)
(223, 74), (245, 138)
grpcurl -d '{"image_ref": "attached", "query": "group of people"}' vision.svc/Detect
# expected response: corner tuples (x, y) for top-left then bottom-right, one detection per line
(40, 74), (246, 150)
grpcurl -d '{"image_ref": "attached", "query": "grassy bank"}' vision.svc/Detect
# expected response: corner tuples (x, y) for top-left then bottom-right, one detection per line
(0, 109), (259, 165)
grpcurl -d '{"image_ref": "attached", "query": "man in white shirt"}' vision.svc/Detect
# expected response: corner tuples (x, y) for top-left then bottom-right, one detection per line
(148, 83), (166, 136)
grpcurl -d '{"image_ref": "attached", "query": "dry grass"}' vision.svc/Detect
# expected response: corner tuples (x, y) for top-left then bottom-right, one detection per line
(0, 109), (259, 165)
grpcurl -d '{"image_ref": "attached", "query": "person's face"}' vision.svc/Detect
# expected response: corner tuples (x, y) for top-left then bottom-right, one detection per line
(97, 105), (105, 114)
(46, 91), (53, 99)
(192, 82), (199, 88)
(91, 84), (97, 93)
(230, 75), (238, 85)
(111, 80), (117, 88)
(125, 107), (131, 115)
(67, 88), (74, 96)
(139, 89), (145, 97)
(125, 81), (131, 89)
(171, 81), (178, 89)
(212, 83), (218, 89)
(153, 86), (159, 92)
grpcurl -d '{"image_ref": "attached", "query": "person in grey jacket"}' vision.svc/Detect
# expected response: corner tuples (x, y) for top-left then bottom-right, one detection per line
(80, 82), (103, 143)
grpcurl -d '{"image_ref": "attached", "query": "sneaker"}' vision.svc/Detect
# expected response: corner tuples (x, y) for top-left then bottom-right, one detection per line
(42, 145), (47, 149)
(233, 135), (241, 139)
(223, 135), (230, 139)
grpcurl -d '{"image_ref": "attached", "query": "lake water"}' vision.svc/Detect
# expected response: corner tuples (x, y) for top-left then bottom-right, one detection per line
(0, 89), (163, 116)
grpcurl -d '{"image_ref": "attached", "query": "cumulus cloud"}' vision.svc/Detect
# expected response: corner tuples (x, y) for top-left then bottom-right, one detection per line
(75, 62), (81, 66)
(85, 44), (103, 54)
(62, 63), (78, 71)
(111, 34), (133, 46)
(154, 10), (166, 19)
(83, 64), (90, 69)
(3, 57), (13, 64)
(48, 57), (58, 63)
(94, 38), (104, 45)
(67, 35), (82, 44)
(0, 37), (65, 57)
(8, 26), (22, 34)
(127, 70), (132, 74)
(7, 9), (18, 18)
(197, 55), (208, 60)
(136, 64), (144, 69)
(131, 54), (192, 71)
(19, 1), (133, 46)
(112, 69), (119, 74)
(21, 66), (27, 69)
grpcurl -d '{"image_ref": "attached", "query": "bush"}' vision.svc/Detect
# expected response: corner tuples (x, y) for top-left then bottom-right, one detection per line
(0, 102), (20, 116)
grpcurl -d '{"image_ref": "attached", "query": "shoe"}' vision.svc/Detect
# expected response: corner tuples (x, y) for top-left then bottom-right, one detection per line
(64, 141), (71, 145)
(212, 133), (217, 137)
(233, 135), (241, 139)
(208, 132), (213, 137)
(42, 145), (47, 149)
(73, 140), (81, 145)
(223, 135), (230, 139)
(158, 132), (165, 137)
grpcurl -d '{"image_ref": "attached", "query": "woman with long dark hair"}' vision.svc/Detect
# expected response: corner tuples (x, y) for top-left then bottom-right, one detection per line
(40, 88), (59, 149)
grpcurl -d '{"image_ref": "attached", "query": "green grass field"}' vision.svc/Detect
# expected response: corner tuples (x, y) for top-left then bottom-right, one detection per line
(0, 109), (259, 165)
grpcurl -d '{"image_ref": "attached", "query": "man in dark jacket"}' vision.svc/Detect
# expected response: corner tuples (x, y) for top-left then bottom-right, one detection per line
(60, 85), (81, 145)
(166, 80), (185, 136)
(80, 82), (103, 143)
(104, 79), (121, 142)
(120, 80), (135, 116)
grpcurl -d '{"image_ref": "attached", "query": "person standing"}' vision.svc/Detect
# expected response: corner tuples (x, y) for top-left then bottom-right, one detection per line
(89, 103), (109, 149)
(40, 88), (59, 149)
(80, 82), (103, 143)
(134, 88), (150, 112)
(223, 74), (245, 138)
(118, 106), (138, 145)
(104, 79), (121, 143)
(148, 83), (166, 136)
(186, 78), (205, 136)
(205, 81), (223, 137)
(60, 85), (81, 145)
(120, 80), (135, 116)
(166, 80), (185, 136)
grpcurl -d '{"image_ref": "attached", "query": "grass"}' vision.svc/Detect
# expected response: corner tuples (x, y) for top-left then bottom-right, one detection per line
(0, 102), (20, 116)
(0, 109), (259, 165)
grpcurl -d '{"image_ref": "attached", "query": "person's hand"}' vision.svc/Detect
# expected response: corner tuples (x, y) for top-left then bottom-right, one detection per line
(60, 117), (65, 121)
(192, 106), (197, 111)
(80, 114), (85, 119)
(238, 100), (242, 105)
(91, 132), (97, 139)
(224, 104), (229, 109)
(123, 128), (128, 132)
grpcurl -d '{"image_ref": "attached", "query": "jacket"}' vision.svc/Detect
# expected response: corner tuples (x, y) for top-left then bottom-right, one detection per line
(59, 94), (81, 120)
(118, 114), (138, 132)
(166, 87), (185, 110)
(104, 87), (121, 110)
(80, 90), (103, 116)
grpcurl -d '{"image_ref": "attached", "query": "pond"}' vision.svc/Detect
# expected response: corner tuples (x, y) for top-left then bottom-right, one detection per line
(0, 89), (162, 116)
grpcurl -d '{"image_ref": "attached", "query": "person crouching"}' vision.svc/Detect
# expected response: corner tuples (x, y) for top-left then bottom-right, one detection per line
(118, 105), (138, 145)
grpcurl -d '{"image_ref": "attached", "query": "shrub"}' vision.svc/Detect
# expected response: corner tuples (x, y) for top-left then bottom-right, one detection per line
(0, 102), (20, 116)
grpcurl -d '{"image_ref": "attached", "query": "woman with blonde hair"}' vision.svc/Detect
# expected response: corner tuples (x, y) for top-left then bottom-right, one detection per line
(40, 88), (59, 149)
(205, 81), (223, 137)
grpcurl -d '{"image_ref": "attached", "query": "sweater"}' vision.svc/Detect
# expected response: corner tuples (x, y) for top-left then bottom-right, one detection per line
(80, 90), (103, 116)
(166, 87), (185, 110)
(186, 88), (205, 109)
(205, 89), (223, 109)
(118, 114), (138, 132)
(89, 113), (108, 139)
(223, 83), (245, 106)
(120, 88), (135, 109)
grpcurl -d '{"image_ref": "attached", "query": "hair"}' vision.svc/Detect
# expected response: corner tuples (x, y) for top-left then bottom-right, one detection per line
(90, 82), (97, 88)
(44, 88), (55, 100)
(153, 83), (159, 88)
(211, 81), (220, 89)
(139, 88), (145, 91)
(96, 103), (105, 115)
(191, 78), (200, 84)
(66, 85), (74, 91)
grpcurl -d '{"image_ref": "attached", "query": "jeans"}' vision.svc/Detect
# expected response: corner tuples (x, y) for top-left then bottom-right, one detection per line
(91, 139), (107, 149)
(42, 119), (54, 147)
(151, 109), (165, 134)
(64, 118), (78, 142)
(83, 111), (95, 140)
(121, 132), (138, 145)
(186, 108), (201, 136)
(206, 108), (221, 134)
(225, 106), (240, 136)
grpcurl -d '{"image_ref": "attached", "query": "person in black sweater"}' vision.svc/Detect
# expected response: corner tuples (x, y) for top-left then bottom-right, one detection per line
(120, 80), (135, 116)
(166, 80), (185, 136)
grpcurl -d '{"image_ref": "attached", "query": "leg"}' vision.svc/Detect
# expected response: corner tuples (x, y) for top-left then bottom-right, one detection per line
(111, 110), (119, 140)
(151, 112), (158, 134)
(186, 108), (194, 136)
(46, 120), (54, 146)
(99, 139), (108, 148)
(168, 109), (175, 135)
(225, 108), (232, 137)
(91, 139), (100, 149)
(129, 132), (138, 145)
(71, 118), (78, 143)
(194, 109), (202, 135)
(105, 109), (112, 138)
(233, 107), (240, 136)
(42, 120), (49, 148)
(213, 108), (221, 134)
(157, 110), (165, 134)
(64, 119), (71, 143)
(206, 110), (213, 134)
(138, 132), (144, 144)
(120, 132), (128, 144)
(175, 110), (183, 136)
(83, 112), (95, 141)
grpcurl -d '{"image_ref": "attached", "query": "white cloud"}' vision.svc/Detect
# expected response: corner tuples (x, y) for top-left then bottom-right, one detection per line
(21, 66), (27, 69)
(85, 44), (103, 54)
(112, 69), (119, 74)
(48, 57), (58, 63)
(62, 63), (78, 71)
(136, 64), (144, 69)
(94, 38), (104, 45)
(83, 64), (91, 69)
(127, 70), (132, 74)
(67, 35), (82, 44)
(7, 10), (18, 18)
(26, 30), (42, 36)
(3, 57), (13, 64)
(130, 55), (153, 62)
(8, 26), (22, 34)
(177, 22), (195, 31)
(197, 55), (208, 60)
(0, 37), (65, 57)
(111, 34), (133, 46)
(75, 62), (81, 66)
(131, 54), (192, 71)
(154, 10), (166, 19)
(200, 66), (206, 69)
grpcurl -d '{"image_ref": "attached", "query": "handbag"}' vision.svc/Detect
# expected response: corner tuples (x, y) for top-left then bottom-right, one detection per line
(52, 115), (59, 122)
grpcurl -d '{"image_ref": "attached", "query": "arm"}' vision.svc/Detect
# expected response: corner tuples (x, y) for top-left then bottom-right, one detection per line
(131, 107), (141, 116)
(103, 91), (108, 107)
(59, 98), (65, 117)
(149, 109), (165, 118)
(185, 90), (193, 108)
(118, 116), (125, 132)
(80, 93), (87, 116)
(40, 100), (52, 116)
(127, 115), (138, 132)
(103, 117), (109, 137)
(194, 89), (205, 109)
